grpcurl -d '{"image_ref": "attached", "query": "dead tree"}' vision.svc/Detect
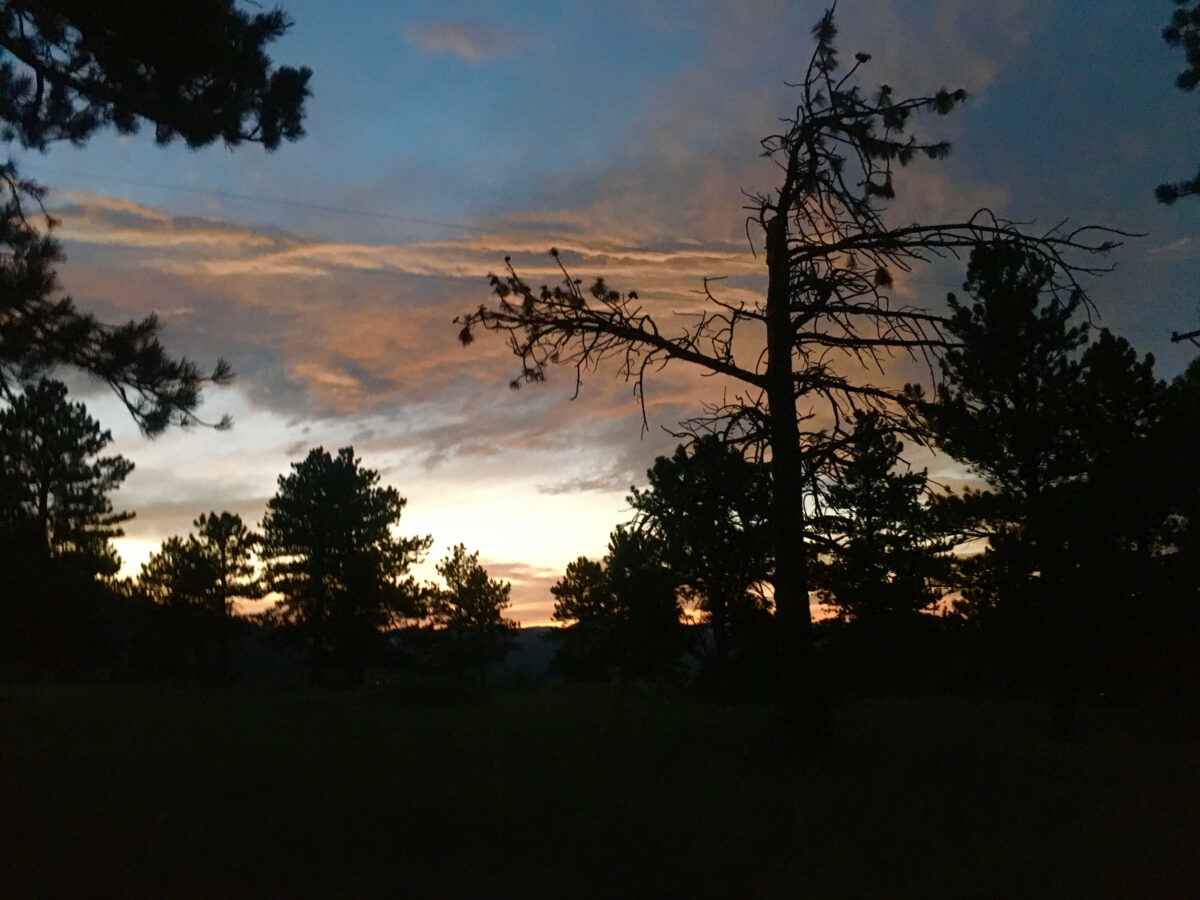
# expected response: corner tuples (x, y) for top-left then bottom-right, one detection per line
(455, 7), (1120, 710)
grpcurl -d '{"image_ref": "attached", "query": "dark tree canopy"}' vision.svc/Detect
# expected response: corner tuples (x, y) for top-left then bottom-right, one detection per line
(551, 556), (612, 627)
(1156, 358), (1200, 618)
(0, 377), (132, 577)
(629, 436), (772, 669)
(601, 525), (687, 679)
(0, 0), (311, 150)
(814, 414), (950, 623)
(920, 241), (1180, 703)
(0, 1), (310, 432)
(923, 240), (1090, 506)
(1159, 0), (1200, 203)
(140, 511), (260, 616)
(550, 555), (627, 680)
(260, 447), (431, 682)
(551, 526), (686, 681)
(923, 245), (1164, 612)
(920, 240), (1093, 628)
(429, 544), (517, 685)
(140, 535), (215, 609)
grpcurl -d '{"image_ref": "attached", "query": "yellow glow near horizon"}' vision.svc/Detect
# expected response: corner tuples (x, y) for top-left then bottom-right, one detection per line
(114, 478), (629, 627)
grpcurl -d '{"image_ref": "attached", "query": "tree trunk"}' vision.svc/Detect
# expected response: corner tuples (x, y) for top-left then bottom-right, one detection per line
(764, 211), (820, 724)
(219, 570), (230, 682)
(711, 594), (731, 690)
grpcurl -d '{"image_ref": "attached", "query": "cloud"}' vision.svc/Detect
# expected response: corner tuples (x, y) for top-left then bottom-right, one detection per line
(405, 20), (528, 63)
(52, 2), (1050, 619)
(1148, 235), (1200, 261)
(48, 192), (292, 251)
(53, 172), (959, 497)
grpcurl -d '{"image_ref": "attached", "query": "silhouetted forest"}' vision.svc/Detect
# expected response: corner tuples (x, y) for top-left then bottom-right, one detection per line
(0, 3), (1196, 723)
(2, 3), (1199, 896)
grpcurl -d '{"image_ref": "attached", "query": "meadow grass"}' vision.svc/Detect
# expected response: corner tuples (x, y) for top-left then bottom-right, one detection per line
(1, 683), (1197, 898)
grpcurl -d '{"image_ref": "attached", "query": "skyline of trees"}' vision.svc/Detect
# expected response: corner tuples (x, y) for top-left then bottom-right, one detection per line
(0, 305), (1193, 697)
(814, 414), (951, 624)
(0, 4), (1194, 702)
(455, 8), (1125, 715)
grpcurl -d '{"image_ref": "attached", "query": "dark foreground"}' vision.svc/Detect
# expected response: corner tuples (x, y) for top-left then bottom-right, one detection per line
(2, 685), (1197, 898)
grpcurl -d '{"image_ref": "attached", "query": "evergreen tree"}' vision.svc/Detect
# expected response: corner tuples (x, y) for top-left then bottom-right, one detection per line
(0, 1), (311, 432)
(603, 526), (687, 680)
(429, 544), (517, 686)
(140, 512), (261, 616)
(815, 415), (950, 623)
(0, 377), (132, 576)
(922, 242), (1177, 702)
(0, 378), (133, 676)
(260, 447), (431, 683)
(628, 436), (772, 676)
(140, 535), (217, 609)
(0, 1), (311, 151)
(1139, 356), (1200, 690)
(551, 556), (612, 626)
(551, 527), (685, 681)
(195, 511), (262, 612)
(549, 556), (618, 679)
(920, 239), (1090, 623)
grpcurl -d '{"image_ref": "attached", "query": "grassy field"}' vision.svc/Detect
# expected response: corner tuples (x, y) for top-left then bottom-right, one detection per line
(2, 684), (1198, 898)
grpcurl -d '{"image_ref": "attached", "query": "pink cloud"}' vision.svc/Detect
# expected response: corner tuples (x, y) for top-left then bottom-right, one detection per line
(405, 20), (529, 63)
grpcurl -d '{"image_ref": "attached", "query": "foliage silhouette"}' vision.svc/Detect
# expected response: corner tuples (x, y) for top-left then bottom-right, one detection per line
(0, 178), (234, 432)
(457, 7), (1120, 710)
(0, 1), (311, 151)
(1138, 356), (1200, 691)
(628, 436), (772, 684)
(810, 414), (953, 693)
(918, 240), (1092, 635)
(0, 377), (131, 576)
(919, 241), (1183, 705)
(140, 536), (216, 609)
(429, 544), (517, 686)
(139, 511), (261, 677)
(0, 0), (310, 432)
(141, 512), (261, 613)
(550, 556), (611, 627)
(549, 555), (621, 679)
(0, 378), (133, 677)
(1159, 0), (1200, 203)
(260, 447), (431, 684)
(815, 414), (950, 623)
(551, 525), (686, 681)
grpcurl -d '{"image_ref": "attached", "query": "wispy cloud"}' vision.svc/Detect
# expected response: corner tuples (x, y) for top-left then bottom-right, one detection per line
(50, 193), (288, 250)
(1148, 235), (1200, 261)
(405, 20), (529, 63)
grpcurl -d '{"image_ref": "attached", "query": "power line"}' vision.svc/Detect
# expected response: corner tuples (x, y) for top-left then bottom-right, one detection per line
(27, 164), (492, 234)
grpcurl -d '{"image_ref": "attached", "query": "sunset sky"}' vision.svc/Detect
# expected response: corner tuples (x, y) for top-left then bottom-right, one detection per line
(15, 0), (1200, 624)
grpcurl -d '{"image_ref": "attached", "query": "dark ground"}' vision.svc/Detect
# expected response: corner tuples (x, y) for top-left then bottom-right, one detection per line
(2, 684), (1197, 898)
